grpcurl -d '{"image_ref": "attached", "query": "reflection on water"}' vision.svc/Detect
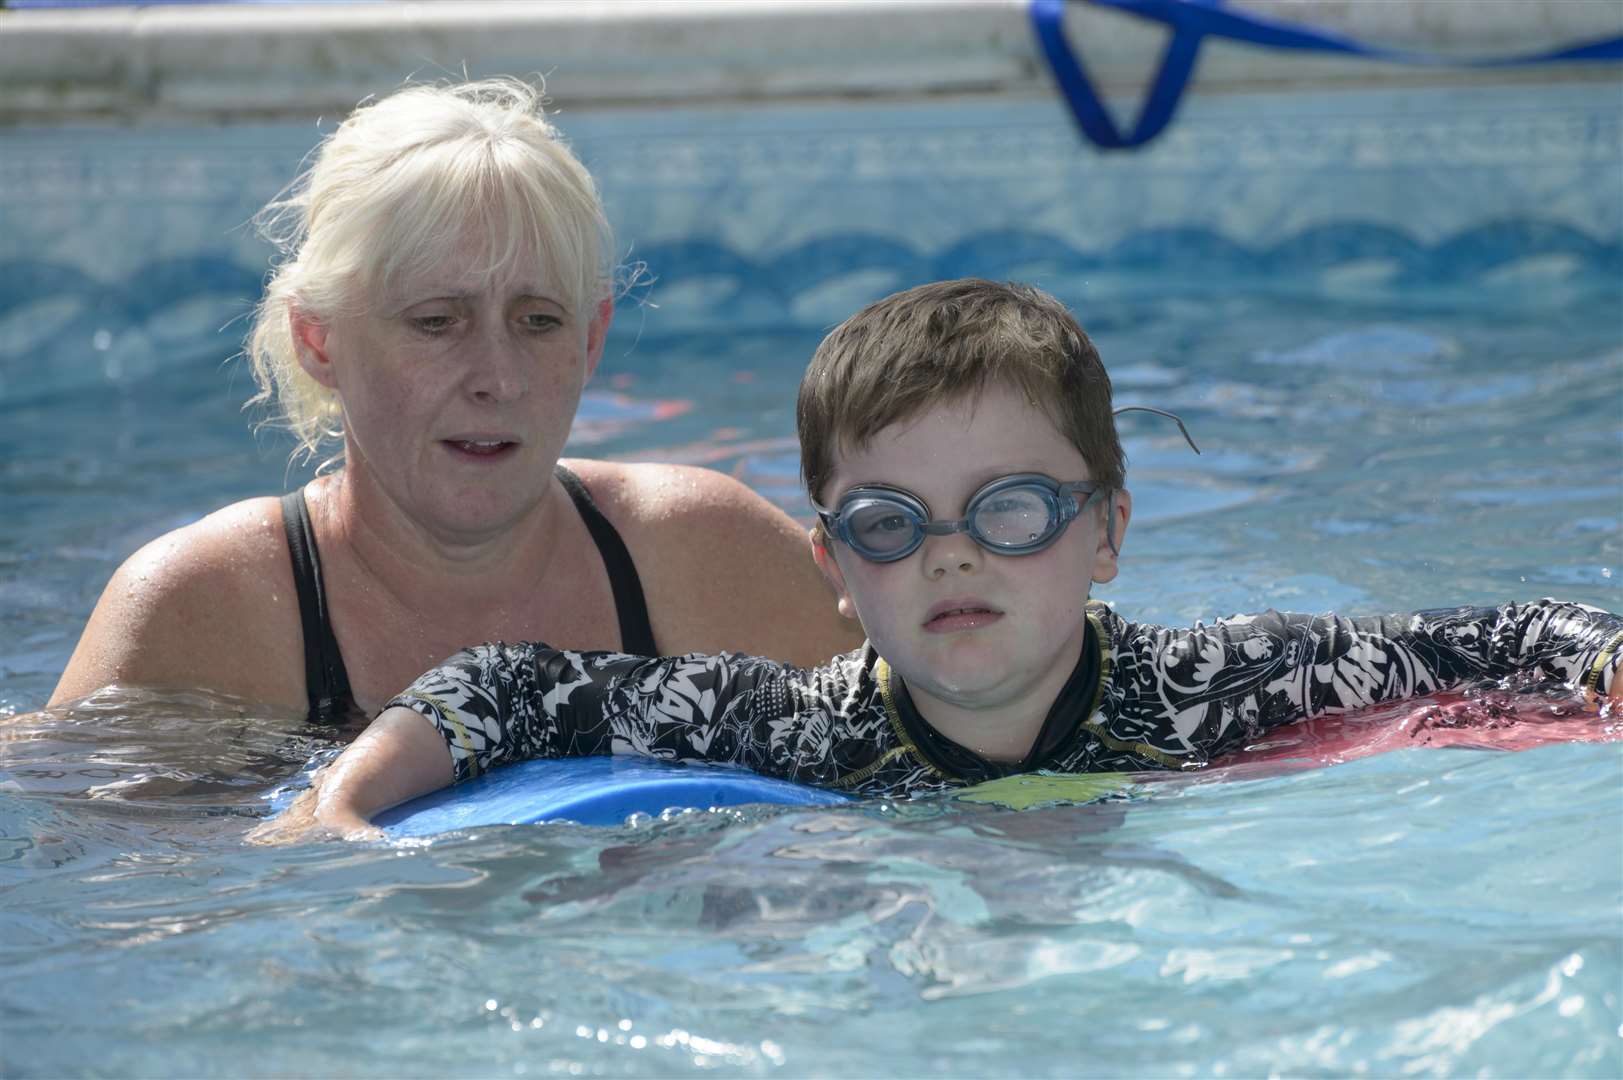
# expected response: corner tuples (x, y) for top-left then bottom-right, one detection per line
(1, 686), (333, 803)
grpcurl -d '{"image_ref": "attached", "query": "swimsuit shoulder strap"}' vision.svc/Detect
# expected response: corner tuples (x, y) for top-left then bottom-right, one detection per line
(280, 489), (357, 725)
(553, 464), (658, 656)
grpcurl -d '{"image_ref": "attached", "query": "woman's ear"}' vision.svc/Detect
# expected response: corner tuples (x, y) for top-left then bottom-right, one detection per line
(585, 297), (613, 380)
(810, 528), (860, 622)
(1091, 488), (1132, 584)
(290, 307), (338, 389)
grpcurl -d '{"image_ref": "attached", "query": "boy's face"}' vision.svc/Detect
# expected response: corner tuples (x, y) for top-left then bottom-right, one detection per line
(811, 383), (1131, 723)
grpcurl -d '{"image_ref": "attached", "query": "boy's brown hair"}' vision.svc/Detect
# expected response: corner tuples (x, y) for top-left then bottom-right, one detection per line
(797, 279), (1125, 507)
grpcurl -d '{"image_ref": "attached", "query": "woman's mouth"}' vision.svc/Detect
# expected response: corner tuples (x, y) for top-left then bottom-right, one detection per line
(443, 438), (518, 460)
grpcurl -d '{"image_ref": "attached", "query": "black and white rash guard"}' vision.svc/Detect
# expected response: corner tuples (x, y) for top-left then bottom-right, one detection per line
(386, 599), (1623, 799)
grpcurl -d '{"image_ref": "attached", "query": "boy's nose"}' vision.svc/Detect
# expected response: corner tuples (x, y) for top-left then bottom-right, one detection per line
(920, 531), (981, 578)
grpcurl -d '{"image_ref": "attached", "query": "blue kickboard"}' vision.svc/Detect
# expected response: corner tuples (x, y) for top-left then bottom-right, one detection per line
(373, 755), (853, 836)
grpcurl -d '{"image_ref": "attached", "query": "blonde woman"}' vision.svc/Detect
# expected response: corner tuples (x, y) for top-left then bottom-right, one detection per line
(50, 79), (859, 725)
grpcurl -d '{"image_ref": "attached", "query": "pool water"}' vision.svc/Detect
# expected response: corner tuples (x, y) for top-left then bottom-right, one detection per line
(3, 91), (1622, 1076)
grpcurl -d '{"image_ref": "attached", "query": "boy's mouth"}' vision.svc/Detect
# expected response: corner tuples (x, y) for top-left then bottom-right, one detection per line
(923, 600), (1004, 633)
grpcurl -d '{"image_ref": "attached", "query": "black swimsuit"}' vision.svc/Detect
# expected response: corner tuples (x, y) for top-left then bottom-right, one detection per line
(281, 464), (657, 725)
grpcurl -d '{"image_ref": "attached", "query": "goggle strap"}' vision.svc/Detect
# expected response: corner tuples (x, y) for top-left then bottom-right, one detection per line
(1114, 405), (1200, 455)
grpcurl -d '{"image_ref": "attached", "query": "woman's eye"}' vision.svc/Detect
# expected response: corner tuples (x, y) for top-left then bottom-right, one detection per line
(410, 315), (455, 335)
(520, 312), (564, 333)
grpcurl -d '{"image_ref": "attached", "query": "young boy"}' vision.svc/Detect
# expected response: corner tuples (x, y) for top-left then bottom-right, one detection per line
(260, 279), (1623, 841)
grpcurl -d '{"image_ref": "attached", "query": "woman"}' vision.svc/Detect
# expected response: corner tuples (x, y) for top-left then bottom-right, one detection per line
(48, 79), (859, 724)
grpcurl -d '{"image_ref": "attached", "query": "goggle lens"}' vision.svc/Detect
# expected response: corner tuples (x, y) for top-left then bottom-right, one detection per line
(968, 486), (1055, 547)
(843, 499), (926, 558)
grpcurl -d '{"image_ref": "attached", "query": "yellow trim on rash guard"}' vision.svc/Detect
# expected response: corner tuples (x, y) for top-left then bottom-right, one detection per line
(1586, 629), (1623, 698)
(1084, 603), (1112, 721)
(401, 691), (481, 779)
(825, 658), (922, 791)
(1076, 602), (1189, 770)
(828, 657), (953, 788)
(827, 745), (917, 790)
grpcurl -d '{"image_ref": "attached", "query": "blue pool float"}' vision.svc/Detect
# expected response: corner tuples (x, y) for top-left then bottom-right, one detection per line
(373, 755), (853, 837)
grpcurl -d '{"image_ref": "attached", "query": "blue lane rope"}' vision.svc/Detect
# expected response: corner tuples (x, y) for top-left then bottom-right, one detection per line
(1031, 0), (1623, 150)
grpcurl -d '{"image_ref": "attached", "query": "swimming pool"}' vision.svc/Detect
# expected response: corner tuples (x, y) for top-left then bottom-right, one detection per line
(3, 20), (1622, 1079)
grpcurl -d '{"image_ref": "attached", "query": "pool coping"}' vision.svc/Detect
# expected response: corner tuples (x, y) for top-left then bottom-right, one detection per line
(3, 0), (1620, 126)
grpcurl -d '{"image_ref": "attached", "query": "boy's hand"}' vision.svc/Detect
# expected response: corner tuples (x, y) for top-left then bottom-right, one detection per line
(245, 783), (384, 845)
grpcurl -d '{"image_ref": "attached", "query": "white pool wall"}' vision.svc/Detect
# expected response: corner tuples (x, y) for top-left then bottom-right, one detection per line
(3, 0), (1621, 124)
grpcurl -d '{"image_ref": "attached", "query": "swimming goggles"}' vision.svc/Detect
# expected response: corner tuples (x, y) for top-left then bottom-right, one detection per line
(813, 406), (1198, 563)
(813, 473), (1108, 563)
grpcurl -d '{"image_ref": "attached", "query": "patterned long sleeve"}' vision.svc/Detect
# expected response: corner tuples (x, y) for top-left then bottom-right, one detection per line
(1088, 599), (1623, 768)
(384, 644), (890, 788)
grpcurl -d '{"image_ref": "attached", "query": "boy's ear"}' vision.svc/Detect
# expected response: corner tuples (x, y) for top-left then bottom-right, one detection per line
(1091, 488), (1132, 584)
(290, 307), (339, 389)
(810, 528), (860, 622)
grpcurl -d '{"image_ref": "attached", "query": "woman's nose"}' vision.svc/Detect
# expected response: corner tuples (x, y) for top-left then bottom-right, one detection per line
(463, 328), (529, 404)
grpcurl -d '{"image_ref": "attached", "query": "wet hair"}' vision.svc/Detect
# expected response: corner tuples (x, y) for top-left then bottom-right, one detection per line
(796, 278), (1125, 507)
(245, 78), (615, 462)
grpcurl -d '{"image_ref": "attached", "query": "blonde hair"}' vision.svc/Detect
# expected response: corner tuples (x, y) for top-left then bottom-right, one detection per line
(246, 78), (615, 462)
(797, 279), (1125, 507)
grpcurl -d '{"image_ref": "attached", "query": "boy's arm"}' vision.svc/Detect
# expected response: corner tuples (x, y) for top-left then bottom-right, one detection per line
(1101, 599), (1623, 765)
(247, 706), (453, 843)
(253, 639), (833, 842)
(382, 641), (786, 784)
(248, 641), (682, 844)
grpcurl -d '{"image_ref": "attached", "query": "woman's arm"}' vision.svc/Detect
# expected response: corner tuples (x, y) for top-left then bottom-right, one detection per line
(49, 497), (307, 709)
(246, 706), (454, 844)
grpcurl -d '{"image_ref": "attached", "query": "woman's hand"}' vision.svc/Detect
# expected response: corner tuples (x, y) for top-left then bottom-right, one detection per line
(245, 705), (455, 845)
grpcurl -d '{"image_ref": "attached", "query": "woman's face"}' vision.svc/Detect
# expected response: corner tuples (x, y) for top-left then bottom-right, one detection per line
(295, 240), (609, 541)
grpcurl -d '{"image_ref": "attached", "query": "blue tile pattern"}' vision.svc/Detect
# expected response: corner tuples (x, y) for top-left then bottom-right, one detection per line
(2, 83), (1618, 395)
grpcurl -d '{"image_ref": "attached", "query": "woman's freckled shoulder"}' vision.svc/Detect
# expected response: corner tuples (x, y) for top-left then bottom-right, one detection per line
(560, 459), (859, 661)
(562, 460), (770, 527)
(120, 496), (296, 602)
(190, 494), (296, 559)
(561, 459), (805, 581)
(49, 494), (310, 708)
